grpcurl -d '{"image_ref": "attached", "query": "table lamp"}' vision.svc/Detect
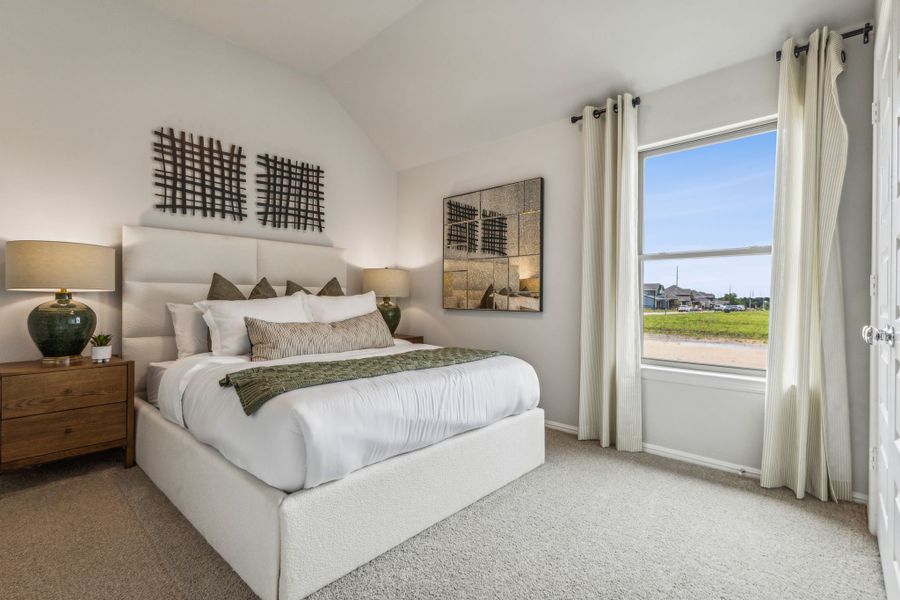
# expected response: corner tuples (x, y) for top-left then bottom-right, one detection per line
(6, 240), (115, 363)
(362, 268), (410, 334)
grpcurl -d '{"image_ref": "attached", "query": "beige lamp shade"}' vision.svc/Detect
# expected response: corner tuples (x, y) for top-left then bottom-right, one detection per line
(6, 240), (116, 292)
(362, 268), (410, 298)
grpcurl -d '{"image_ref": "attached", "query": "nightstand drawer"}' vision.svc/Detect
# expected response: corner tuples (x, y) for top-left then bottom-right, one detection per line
(1, 365), (126, 419)
(1, 403), (126, 463)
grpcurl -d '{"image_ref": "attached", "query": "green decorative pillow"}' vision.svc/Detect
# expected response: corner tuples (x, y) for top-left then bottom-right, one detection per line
(285, 277), (344, 296)
(285, 280), (312, 296)
(208, 273), (278, 301)
(317, 277), (344, 296)
(249, 277), (277, 300)
(208, 272), (245, 301)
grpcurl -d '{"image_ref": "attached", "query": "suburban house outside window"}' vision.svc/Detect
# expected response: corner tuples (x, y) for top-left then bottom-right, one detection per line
(639, 122), (776, 372)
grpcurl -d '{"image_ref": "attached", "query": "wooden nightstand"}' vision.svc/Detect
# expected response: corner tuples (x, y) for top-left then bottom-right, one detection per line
(393, 333), (424, 344)
(0, 357), (134, 471)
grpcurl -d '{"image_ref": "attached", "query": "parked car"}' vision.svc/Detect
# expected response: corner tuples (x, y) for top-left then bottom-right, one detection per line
(677, 305), (693, 312)
(713, 304), (725, 311)
(732, 304), (746, 311)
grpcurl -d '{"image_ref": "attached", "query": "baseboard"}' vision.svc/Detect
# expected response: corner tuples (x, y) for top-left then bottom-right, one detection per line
(544, 422), (762, 478)
(643, 444), (869, 505)
(642, 442), (761, 478)
(544, 421), (869, 505)
(544, 420), (578, 435)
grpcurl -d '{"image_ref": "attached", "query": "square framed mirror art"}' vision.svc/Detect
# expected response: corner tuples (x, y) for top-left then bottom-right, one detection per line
(442, 177), (543, 312)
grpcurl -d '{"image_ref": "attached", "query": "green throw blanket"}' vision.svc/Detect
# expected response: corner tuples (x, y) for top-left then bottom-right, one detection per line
(220, 347), (504, 415)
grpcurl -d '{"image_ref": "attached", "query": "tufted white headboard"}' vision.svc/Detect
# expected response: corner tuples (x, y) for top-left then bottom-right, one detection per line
(122, 225), (347, 391)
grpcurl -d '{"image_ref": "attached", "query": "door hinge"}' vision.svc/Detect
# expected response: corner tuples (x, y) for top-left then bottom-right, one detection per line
(871, 274), (878, 297)
(871, 446), (878, 471)
(872, 101), (880, 125)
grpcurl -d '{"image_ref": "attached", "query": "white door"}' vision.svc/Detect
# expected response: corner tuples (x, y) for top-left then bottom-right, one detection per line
(872, 2), (900, 598)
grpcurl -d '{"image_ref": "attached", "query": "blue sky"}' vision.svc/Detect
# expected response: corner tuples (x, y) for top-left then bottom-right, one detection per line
(642, 130), (776, 298)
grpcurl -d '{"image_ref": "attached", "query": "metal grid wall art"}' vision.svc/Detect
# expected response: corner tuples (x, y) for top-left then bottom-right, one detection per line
(255, 154), (325, 232)
(153, 127), (247, 220)
(480, 210), (508, 256)
(445, 200), (479, 253)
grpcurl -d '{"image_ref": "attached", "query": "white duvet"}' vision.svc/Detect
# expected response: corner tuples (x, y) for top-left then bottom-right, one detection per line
(158, 342), (540, 491)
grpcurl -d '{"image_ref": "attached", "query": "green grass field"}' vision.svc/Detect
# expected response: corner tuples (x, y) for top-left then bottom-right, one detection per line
(643, 310), (769, 342)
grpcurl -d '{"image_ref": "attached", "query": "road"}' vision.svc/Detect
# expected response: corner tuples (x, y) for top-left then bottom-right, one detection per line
(643, 334), (767, 370)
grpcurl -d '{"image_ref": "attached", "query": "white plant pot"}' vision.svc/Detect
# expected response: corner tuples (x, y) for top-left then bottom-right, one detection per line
(91, 345), (112, 363)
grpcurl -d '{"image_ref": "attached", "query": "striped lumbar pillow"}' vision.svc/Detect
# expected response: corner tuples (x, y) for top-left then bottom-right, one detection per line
(244, 309), (394, 361)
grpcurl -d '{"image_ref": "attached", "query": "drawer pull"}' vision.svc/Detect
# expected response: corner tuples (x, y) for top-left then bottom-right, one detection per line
(64, 427), (73, 434)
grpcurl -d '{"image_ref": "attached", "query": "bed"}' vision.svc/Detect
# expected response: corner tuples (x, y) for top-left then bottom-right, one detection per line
(122, 225), (545, 599)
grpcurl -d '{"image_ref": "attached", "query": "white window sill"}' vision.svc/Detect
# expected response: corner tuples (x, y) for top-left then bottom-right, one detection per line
(640, 363), (766, 394)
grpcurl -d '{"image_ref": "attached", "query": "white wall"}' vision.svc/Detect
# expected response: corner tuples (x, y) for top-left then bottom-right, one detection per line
(0, 0), (398, 362)
(397, 45), (874, 494)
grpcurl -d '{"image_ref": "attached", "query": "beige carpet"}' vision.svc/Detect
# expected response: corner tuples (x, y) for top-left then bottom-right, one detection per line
(0, 429), (885, 599)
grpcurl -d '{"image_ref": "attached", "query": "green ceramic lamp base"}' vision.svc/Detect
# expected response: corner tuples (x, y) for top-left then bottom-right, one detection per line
(377, 297), (402, 334)
(27, 291), (97, 363)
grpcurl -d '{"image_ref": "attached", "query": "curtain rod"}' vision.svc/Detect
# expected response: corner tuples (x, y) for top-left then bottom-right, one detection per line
(775, 22), (872, 61)
(570, 97), (641, 124)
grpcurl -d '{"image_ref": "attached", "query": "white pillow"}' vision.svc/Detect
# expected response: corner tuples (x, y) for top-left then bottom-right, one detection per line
(303, 291), (377, 323)
(194, 295), (311, 356)
(166, 303), (208, 359)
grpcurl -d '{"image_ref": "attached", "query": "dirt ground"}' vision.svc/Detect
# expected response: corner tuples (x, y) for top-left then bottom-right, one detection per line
(643, 334), (767, 370)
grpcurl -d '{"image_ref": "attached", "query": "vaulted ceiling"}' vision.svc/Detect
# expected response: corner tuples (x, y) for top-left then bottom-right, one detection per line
(142, 0), (873, 170)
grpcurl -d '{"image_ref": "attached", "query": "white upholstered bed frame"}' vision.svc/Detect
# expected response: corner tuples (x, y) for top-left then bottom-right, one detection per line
(122, 225), (545, 599)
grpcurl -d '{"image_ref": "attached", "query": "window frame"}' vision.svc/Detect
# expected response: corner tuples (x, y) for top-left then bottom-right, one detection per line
(638, 119), (777, 376)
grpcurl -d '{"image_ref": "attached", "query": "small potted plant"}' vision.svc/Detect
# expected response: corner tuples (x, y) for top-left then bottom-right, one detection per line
(90, 333), (113, 363)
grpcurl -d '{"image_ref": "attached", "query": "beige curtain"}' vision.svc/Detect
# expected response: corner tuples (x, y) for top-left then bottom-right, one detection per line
(578, 94), (642, 451)
(761, 30), (852, 501)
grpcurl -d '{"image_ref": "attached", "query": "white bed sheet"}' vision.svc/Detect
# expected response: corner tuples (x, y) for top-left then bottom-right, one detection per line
(157, 342), (540, 491)
(146, 360), (176, 406)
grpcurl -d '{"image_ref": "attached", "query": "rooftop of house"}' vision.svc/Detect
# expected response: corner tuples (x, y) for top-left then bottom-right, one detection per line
(664, 285), (715, 300)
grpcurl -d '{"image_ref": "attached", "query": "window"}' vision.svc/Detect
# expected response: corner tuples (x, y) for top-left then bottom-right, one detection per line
(640, 123), (776, 372)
